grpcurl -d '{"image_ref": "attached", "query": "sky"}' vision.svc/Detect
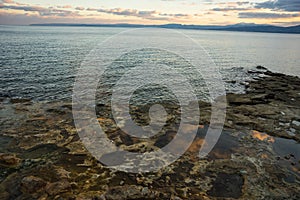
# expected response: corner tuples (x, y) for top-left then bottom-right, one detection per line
(0, 0), (299, 26)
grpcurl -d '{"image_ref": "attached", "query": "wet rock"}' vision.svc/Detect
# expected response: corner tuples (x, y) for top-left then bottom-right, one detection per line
(22, 143), (67, 159)
(104, 185), (169, 200)
(20, 176), (46, 194)
(284, 155), (291, 160)
(75, 193), (106, 200)
(1, 68), (300, 199)
(122, 141), (158, 153)
(10, 98), (31, 104)
(0, 153), (21, 167)
(100, 151), (128, 166)
(154, 131), (176, 148)
(292, 120), (300, 127)
(45, 180), (71, 196)
(227, 93), (252, 105)
(207, 173), (244, 199)
(227, 93), (270, 105)
(46, 108), (66, 115)
(256, 65), (268, 70)
(0, 136), (13, 153)
(0, 191), (10, 200)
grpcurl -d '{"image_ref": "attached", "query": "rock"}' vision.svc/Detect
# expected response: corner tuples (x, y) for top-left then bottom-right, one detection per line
(227, 93), (270, 106)
(0, 191), (10, 200)
(75, 193), (106, 200)
(21, 176), (46, 194)
(227, 80), (237, 84)
(141, 187), (149, 196)
(10, 98), (31, 104)
(207, 173), (244, 199)
(256, 66), (268, 70)
(0, 153), (21, 167)
(1, 68), (300, 199)
(226, 93), (252, 105)
(104, 185), (168, 200)
(45, 180), (71, 196)
(154, 131), (176, 148)
(250, 94), (270, 101)
(292, 120), (300, 127)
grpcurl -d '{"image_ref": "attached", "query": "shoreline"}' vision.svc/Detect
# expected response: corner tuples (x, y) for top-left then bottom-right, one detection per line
(0, 67), (299, 199)
(28, 23), (300, 34)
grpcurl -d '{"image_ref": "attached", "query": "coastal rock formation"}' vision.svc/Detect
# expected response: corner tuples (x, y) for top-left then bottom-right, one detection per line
(0, 67), (299, 199)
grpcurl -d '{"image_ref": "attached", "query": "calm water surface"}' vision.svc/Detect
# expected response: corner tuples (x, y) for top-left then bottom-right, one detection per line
(1, 25), (299, 103)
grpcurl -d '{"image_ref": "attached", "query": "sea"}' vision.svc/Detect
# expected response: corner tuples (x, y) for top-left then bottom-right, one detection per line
(1, 25), (300, 104)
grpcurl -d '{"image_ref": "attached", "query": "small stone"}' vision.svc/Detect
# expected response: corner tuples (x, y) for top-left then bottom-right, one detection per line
(21, 176), (46, 194)
(276, 156), (281, 160)
(37, 194), (48, 200)
(256, 65), (267, 70)
(0, 153), (21, 167)
(289, 128), (296, 133)
(46, 180), (71, 196)
(166, 176), (171, 183)
(136, 177), (143, 185)
(292, 120), (300, 127)
(141, 187), (149, 196)
(120, 180), (124, 186)
(287, 131), (296, 137)
(290, 154), (295, 158)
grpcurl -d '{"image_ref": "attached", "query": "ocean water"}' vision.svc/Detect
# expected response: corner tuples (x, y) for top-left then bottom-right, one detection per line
(0, 25), (299, 103)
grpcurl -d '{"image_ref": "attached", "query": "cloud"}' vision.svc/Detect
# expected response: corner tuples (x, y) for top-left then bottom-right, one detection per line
(58, 5), (72, 9)
(236, 1), (250, 6)
(40, 9), (78, 17)
(95, 7), (196, 20)
(239, 12), (299, 18)
(210, 1), (250, 6)
(212, 7), (252, 11)
(86, 8), (97, 11)
(0, 12), (92, 24)
(210, 1), (252, 12)
(97, 8), (158, 19)
(2, 0), (14, 3)
(0, 4), (80, 17)
(75, 6), (85, 11)
(0, 5), (46, 12)
(255, 0), (300, 12)
(160, 13), (190, 17)
(1, 0), (27, 6)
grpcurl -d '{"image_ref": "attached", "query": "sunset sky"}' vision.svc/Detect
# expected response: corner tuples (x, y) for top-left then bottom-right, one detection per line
(0, 0), (299, 26)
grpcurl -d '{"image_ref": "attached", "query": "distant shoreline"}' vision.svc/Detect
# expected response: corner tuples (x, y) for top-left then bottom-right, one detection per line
(29, 23), (300, 34)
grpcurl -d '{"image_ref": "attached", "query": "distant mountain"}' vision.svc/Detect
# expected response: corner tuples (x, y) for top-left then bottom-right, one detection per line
(220, 24), (300, 34)
(30, 23), (300, 34)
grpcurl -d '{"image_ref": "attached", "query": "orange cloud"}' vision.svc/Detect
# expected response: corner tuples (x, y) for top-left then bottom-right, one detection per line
(2, 0), (14, 3)
(0, 0), (299, 26)
(61, 5), (72, 9)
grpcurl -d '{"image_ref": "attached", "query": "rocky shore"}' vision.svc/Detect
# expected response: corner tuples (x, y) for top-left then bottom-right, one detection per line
(0, 67), (299, 199)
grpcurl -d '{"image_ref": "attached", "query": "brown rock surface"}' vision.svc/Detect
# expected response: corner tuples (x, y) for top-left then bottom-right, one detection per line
(0, 68), (299, 199)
